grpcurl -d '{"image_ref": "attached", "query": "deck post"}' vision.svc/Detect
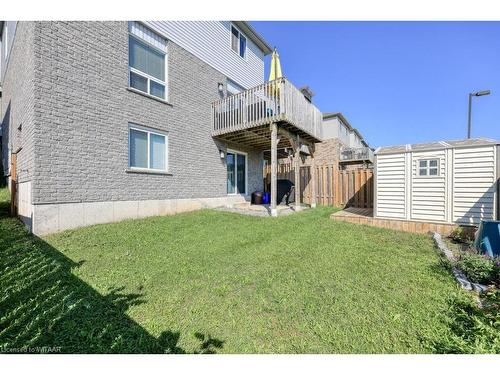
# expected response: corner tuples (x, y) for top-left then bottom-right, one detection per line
(310, 145), (317, 208)
(294, 140), (301, 211)
(270, 122), (278, 217)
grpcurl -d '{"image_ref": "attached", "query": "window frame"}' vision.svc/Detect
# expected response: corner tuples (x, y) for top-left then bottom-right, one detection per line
(417, 158), (440, 177)
(128, 31), (169, 101)
(230, 23), (247, 60)
(128, 123), (169, 172)
(226, 148), (248, 196)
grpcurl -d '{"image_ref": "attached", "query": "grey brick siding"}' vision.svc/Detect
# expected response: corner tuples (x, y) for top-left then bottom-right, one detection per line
(1, 22), (36, 185)
(29, 21), (262, 204)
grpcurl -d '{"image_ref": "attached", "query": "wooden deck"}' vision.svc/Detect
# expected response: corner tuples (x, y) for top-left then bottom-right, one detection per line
(331, 208), (461, 235)
(211, 77), (322, 150)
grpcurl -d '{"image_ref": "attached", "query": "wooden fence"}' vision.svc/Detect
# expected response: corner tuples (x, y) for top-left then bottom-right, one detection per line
(263, 163), (374, 208)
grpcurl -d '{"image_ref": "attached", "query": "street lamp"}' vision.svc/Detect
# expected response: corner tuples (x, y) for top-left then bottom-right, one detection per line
(468, 90), (491, 139)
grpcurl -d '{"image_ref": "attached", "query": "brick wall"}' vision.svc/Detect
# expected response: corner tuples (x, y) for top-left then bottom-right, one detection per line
(1, 22), (36, 186)
(303, 138), (343, 166)
(30, 21), (262, 204)
(278, 137), (370, 170)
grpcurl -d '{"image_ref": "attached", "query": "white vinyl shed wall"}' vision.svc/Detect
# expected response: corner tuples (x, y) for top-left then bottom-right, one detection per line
(374, 141), (499, 225)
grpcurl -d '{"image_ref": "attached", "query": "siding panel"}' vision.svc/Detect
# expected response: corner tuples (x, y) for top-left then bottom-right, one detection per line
(376, 154), (406, 219)
(144, 21), (265, 89)
(453, 146), (496, 224)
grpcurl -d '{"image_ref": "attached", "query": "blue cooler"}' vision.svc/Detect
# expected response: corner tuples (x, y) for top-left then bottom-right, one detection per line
(474, 220), (500, 257)
(262, 192), (270, 204)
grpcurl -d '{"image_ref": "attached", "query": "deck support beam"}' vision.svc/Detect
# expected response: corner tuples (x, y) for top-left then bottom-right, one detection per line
(309, 144), (317, 208)
(270, 122), (278, 217)
(294, 136), (301, 211)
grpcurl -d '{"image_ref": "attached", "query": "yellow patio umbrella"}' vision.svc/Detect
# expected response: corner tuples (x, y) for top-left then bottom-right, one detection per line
(268, 48), (283, 81)
(268, 48), (283, 99)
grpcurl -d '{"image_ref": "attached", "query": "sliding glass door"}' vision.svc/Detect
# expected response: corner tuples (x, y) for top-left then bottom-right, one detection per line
(227, 151), (246, 195)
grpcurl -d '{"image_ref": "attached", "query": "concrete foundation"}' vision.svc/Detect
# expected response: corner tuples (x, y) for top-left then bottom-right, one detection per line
(31, 195), (247, 235)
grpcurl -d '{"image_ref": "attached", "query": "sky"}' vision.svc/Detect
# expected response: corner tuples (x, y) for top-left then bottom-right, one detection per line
(251, 21), (500, 148)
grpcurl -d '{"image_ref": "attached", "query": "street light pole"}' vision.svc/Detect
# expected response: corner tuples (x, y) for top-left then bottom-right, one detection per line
(467, 93), (473, 139)
(467, 90), (491, 139)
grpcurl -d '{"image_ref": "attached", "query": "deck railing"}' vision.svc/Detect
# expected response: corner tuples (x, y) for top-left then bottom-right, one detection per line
(340, 147), (374, 162)
(212, 77), (323, 141)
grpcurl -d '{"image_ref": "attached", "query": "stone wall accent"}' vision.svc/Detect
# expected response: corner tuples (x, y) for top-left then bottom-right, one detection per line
(432, 232), (488, 293)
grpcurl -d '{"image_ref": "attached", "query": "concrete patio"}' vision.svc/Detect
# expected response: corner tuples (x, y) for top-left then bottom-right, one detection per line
(216, 202), (310, 217)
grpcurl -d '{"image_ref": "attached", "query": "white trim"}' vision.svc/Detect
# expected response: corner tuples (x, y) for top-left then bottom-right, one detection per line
(405, 152), (412, 220)
(128, 123), (169, 173)
(229, 23), (248, 61)
(128, 32), (169, 101)
(226, 148), (248, 196)
(445, 148), (454, 223)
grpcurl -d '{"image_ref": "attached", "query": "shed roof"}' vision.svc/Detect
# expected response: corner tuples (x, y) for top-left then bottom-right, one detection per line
(375, 138), (499, 155)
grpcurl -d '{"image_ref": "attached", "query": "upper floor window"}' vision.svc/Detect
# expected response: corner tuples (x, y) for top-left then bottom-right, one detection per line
(128, 22), (168, 100)
(418, 159), (439, 177)
(231, 24), (247, 59)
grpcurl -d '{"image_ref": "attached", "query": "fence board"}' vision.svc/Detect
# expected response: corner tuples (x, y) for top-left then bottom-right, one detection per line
(263, 164), (373, 208)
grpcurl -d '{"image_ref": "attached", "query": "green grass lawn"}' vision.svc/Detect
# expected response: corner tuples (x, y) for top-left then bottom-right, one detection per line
(0, 187), (490, 353)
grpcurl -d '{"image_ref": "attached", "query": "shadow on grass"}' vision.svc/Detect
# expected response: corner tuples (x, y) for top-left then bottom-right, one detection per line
(0, 197), (224, 354)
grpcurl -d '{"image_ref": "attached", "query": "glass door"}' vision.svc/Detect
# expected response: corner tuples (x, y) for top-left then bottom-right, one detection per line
(227, 151), (246, 195)
(227, 152), (236, 194)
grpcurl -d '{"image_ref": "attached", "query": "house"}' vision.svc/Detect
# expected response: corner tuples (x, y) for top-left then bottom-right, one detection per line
(321, 113), (373, 169)
(374, 138), (499, 226)
(1, 21), (323, 234)
(266, 112), (372, 169)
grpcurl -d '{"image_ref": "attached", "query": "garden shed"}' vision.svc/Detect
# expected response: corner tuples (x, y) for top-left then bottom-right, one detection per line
(374, 138), (500, 226)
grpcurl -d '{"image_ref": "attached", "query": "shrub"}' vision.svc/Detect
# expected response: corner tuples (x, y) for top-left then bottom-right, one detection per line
(457, 252), (495, 284)
(449, 226), (476, 245)
(494, 258), (500, 285)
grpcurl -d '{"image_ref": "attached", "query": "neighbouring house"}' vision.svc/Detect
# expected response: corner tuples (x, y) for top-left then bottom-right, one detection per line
(1, 21), (323, 234)
(265, 112), (372, 169)
(374, 138), (500, 226)
(321, 113), (373, 170)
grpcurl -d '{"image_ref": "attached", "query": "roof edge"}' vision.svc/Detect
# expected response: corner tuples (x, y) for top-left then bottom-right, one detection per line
(375, 137), (500, 155)
(233, 21), (273, 55)
(323, 112), (370, 147)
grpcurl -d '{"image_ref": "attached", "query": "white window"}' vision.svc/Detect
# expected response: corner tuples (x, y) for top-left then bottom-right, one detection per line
(129, 124), (168, 171)
(230, 24), (247, 59)
(128, 22), (168, 100)
(418, 159), (439, 176)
